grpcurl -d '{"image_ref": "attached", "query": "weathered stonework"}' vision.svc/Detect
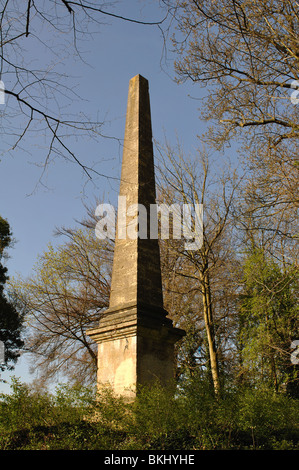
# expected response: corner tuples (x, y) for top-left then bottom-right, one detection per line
(87, 75), (185, 398)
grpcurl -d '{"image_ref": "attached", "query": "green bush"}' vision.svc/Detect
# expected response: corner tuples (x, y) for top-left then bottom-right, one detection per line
(0, 378), (128, 450)
(0, 377), (298, 450)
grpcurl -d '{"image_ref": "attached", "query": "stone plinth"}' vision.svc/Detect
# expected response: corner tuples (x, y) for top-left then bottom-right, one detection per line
(88, 302), (184, 398)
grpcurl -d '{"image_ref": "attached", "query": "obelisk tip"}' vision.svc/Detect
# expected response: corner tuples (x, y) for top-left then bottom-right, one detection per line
(130, 74), (148, 84)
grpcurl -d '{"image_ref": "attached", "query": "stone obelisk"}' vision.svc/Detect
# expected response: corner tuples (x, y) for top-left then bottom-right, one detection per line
(87, 75), (185, 398)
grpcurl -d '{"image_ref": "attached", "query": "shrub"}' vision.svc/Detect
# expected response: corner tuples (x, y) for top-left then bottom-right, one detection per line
(0, 377), (298, 450)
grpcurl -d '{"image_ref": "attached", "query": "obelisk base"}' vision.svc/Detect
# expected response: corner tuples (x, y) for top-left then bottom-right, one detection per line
(87, 304), (185, 399)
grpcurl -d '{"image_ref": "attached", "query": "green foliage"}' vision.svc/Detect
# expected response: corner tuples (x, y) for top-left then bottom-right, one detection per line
(0, 218), (25, 375)
(0, 216), (11, 289)
(0, 378), (126, 450)
(0, 377), (298, 450)
(239, 249), (299, 394)
(235, 388), (299, 449)
(126, 382), (189, 450)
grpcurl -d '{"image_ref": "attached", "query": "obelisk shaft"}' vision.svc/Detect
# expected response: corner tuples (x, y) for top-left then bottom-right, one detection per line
(108, 75), (164, 312)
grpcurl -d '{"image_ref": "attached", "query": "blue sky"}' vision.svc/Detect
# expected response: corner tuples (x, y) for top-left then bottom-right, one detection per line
(0, 1), (208, 393)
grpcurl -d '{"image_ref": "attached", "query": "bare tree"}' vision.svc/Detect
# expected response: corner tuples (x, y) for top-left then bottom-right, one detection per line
(165, 0), (298, 250)
(0, 1), (168, 181)
(156, 141), (241, 395)
(169, 0), (298, 146)
(10, 223), (113, 386)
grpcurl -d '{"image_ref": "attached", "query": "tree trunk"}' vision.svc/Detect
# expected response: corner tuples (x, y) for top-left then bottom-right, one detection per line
(201, 271), (221, 396)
